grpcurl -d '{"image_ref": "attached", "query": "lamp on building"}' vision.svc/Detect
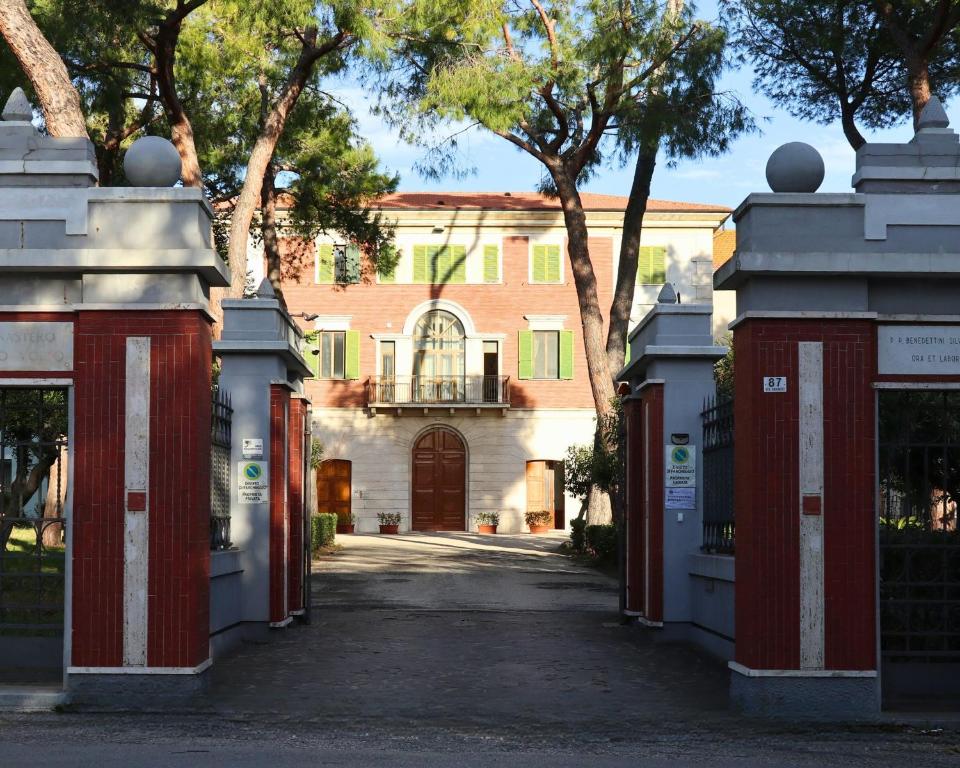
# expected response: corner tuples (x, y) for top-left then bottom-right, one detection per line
(290, 312), (319, 322)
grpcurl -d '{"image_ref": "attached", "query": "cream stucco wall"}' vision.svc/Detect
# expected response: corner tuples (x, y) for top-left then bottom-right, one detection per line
(312, 407), (598, 534)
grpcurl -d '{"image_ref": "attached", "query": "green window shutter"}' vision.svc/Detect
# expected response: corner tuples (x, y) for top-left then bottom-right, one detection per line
(624, 340), (631, 367)
(518, 330), (534, 380)
(559, 330), (574, 379)
(545, 245), (561, 283)
(345, 330), (360, 379)
(345, 244), (361, 283)
(317, 244), (334, 284)
(413, 245), (427, 283)
(532, 245), (547, 282)
(483, 244), (499, 283)
(450, 245), (466, 283)
(305, 333), (320, 378)
(637, 246), (667, 284)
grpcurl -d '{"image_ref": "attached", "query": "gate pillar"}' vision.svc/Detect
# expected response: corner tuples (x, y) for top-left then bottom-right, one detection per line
(214, 281), (312, 634)
(619, 294), (726, 630)
(0, 89), (229, 704)
(715, 99), (960, 717)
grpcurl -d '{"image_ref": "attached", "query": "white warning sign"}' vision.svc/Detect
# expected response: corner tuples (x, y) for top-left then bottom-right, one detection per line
(238, 460), (269, 504)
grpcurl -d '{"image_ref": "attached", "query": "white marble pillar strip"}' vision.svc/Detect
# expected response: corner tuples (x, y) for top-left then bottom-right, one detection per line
(123, 337), (150, 667)
(798, 341), (825, 669)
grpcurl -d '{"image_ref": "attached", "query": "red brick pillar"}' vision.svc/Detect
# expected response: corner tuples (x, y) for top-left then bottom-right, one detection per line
(287, 397), (307, 615)
(71, 310), (212, 670)
(269, 384), (291, 625)
(731, 318), (877, 704)
(622, 383), (664, 623)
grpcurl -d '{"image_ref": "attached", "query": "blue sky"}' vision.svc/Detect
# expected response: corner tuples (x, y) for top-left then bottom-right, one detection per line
(338, 1), (951, 211)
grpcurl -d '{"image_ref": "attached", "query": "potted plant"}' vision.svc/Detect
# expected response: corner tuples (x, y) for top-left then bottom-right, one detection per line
(476, 511), (499, 534)
(525, 509), (553, 534)
(378, 512), (401, 534)
(337, 513), (356, 535)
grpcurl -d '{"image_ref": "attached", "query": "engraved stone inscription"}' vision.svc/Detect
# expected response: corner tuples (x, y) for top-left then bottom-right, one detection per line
(0, 322), (73, 371)
(878, 325), (960, 375)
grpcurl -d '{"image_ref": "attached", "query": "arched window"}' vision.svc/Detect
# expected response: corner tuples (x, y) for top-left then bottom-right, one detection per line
(413, 310), (465, 379)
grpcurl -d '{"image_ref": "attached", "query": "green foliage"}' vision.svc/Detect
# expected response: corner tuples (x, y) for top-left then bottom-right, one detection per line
(377, 511), (401, 526)
(584, 523), (617, 562)
(475, 511), (499, 526)
(565, 398), (624, 504)
(310, 438), (325, 470)
(311, 512), (338, 551)
(563, 444), (595, 503)
(524, 509), (553, 527)
(0, 1), (399, 264)
(570, 518), (587, 552)
(721, 0), (960, 145)
(714, 333), (733, 398)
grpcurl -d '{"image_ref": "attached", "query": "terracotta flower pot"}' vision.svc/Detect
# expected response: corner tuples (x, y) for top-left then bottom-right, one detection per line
(337, 523), (355, 534)
(477, 524), (497, 534)
(379, 524), (400, 534)
(528, 524), (551, 534)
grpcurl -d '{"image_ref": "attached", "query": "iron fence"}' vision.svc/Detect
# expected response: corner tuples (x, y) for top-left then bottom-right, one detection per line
(0, 387), (68, 637)
(701, 395), (735, 554)
(210, 387), (233, 550)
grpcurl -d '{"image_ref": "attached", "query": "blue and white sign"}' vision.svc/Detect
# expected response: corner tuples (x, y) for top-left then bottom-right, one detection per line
(238, 460), (269, 504)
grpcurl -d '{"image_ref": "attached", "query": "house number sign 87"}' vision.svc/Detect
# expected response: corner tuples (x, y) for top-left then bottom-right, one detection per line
(763, 376), (787, 393)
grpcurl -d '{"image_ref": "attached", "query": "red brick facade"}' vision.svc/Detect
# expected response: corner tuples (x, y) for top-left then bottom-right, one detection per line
(280, 235), (614, 410)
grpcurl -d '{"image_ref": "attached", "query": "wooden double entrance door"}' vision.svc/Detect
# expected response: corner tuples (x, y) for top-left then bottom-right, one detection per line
(412, 427), (466, 531)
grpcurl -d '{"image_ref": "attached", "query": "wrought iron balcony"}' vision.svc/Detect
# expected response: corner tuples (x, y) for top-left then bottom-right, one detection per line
(366, 375), (511, 411)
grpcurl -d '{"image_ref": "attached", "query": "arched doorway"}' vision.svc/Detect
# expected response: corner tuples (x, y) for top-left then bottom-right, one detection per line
(412, 427), (466, 531)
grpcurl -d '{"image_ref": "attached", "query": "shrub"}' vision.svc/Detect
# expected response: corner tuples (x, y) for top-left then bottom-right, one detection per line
(585, 524), (617, 562)
(475, 511), (499, 526)
(570, 518), (587, 552)
(311, 513), (337, 552)
(525, 509), (553, 527)
(377, 512), (401, 526)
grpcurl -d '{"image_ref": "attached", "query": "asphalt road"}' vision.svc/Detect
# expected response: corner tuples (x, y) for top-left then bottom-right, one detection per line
(1, 533), (958, 766)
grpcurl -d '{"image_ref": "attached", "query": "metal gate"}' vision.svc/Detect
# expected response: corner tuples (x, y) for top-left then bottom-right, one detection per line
(878, 389), (960, 707)
(0, 388), (68, 683)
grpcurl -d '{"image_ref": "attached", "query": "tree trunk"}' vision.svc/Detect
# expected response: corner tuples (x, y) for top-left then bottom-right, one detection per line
(153, 13), (203, 187)
(607, 147), (657, 378)
(908, 59), (932, 127)
(840, 103), (867, 150)
(224, 28), (332, 298)
(0, 0), (88, 138)
(261, 160), (285, 304)
(551, 165), (616, 526)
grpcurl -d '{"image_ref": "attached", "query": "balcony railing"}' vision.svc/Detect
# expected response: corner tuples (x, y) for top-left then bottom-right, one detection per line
(366, 375), (510, 407)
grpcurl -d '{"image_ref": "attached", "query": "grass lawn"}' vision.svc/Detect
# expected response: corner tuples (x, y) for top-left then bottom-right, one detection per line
(0, 524), (65, 636)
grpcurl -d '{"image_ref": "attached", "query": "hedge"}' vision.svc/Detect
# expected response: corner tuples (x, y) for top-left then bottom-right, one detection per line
(311, 513), (337, 552)
(585, 523), (617, 563)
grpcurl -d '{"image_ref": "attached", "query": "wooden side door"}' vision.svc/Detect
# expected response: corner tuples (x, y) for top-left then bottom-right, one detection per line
(316, 459), (351, 526)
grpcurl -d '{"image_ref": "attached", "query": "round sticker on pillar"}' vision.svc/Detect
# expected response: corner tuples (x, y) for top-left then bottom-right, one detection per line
(243, 463), (262, 480)
(671, 447), (690, 464)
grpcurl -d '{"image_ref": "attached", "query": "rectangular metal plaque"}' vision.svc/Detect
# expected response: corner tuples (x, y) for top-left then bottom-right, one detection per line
(241, 438), (264, 459)
(763, 376), (787, 393)
(665, 487), (696, 510)
(0, 321), (73, 371)
(238, 461), (269, 504)
(665, 445), (696, 488)
(878, 325), (960, 375)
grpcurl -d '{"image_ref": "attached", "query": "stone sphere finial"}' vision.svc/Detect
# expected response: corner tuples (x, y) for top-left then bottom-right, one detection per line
(765, 142), (825, 193)
(123, 136), (182, 187)
(2, 87), (33, 122)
